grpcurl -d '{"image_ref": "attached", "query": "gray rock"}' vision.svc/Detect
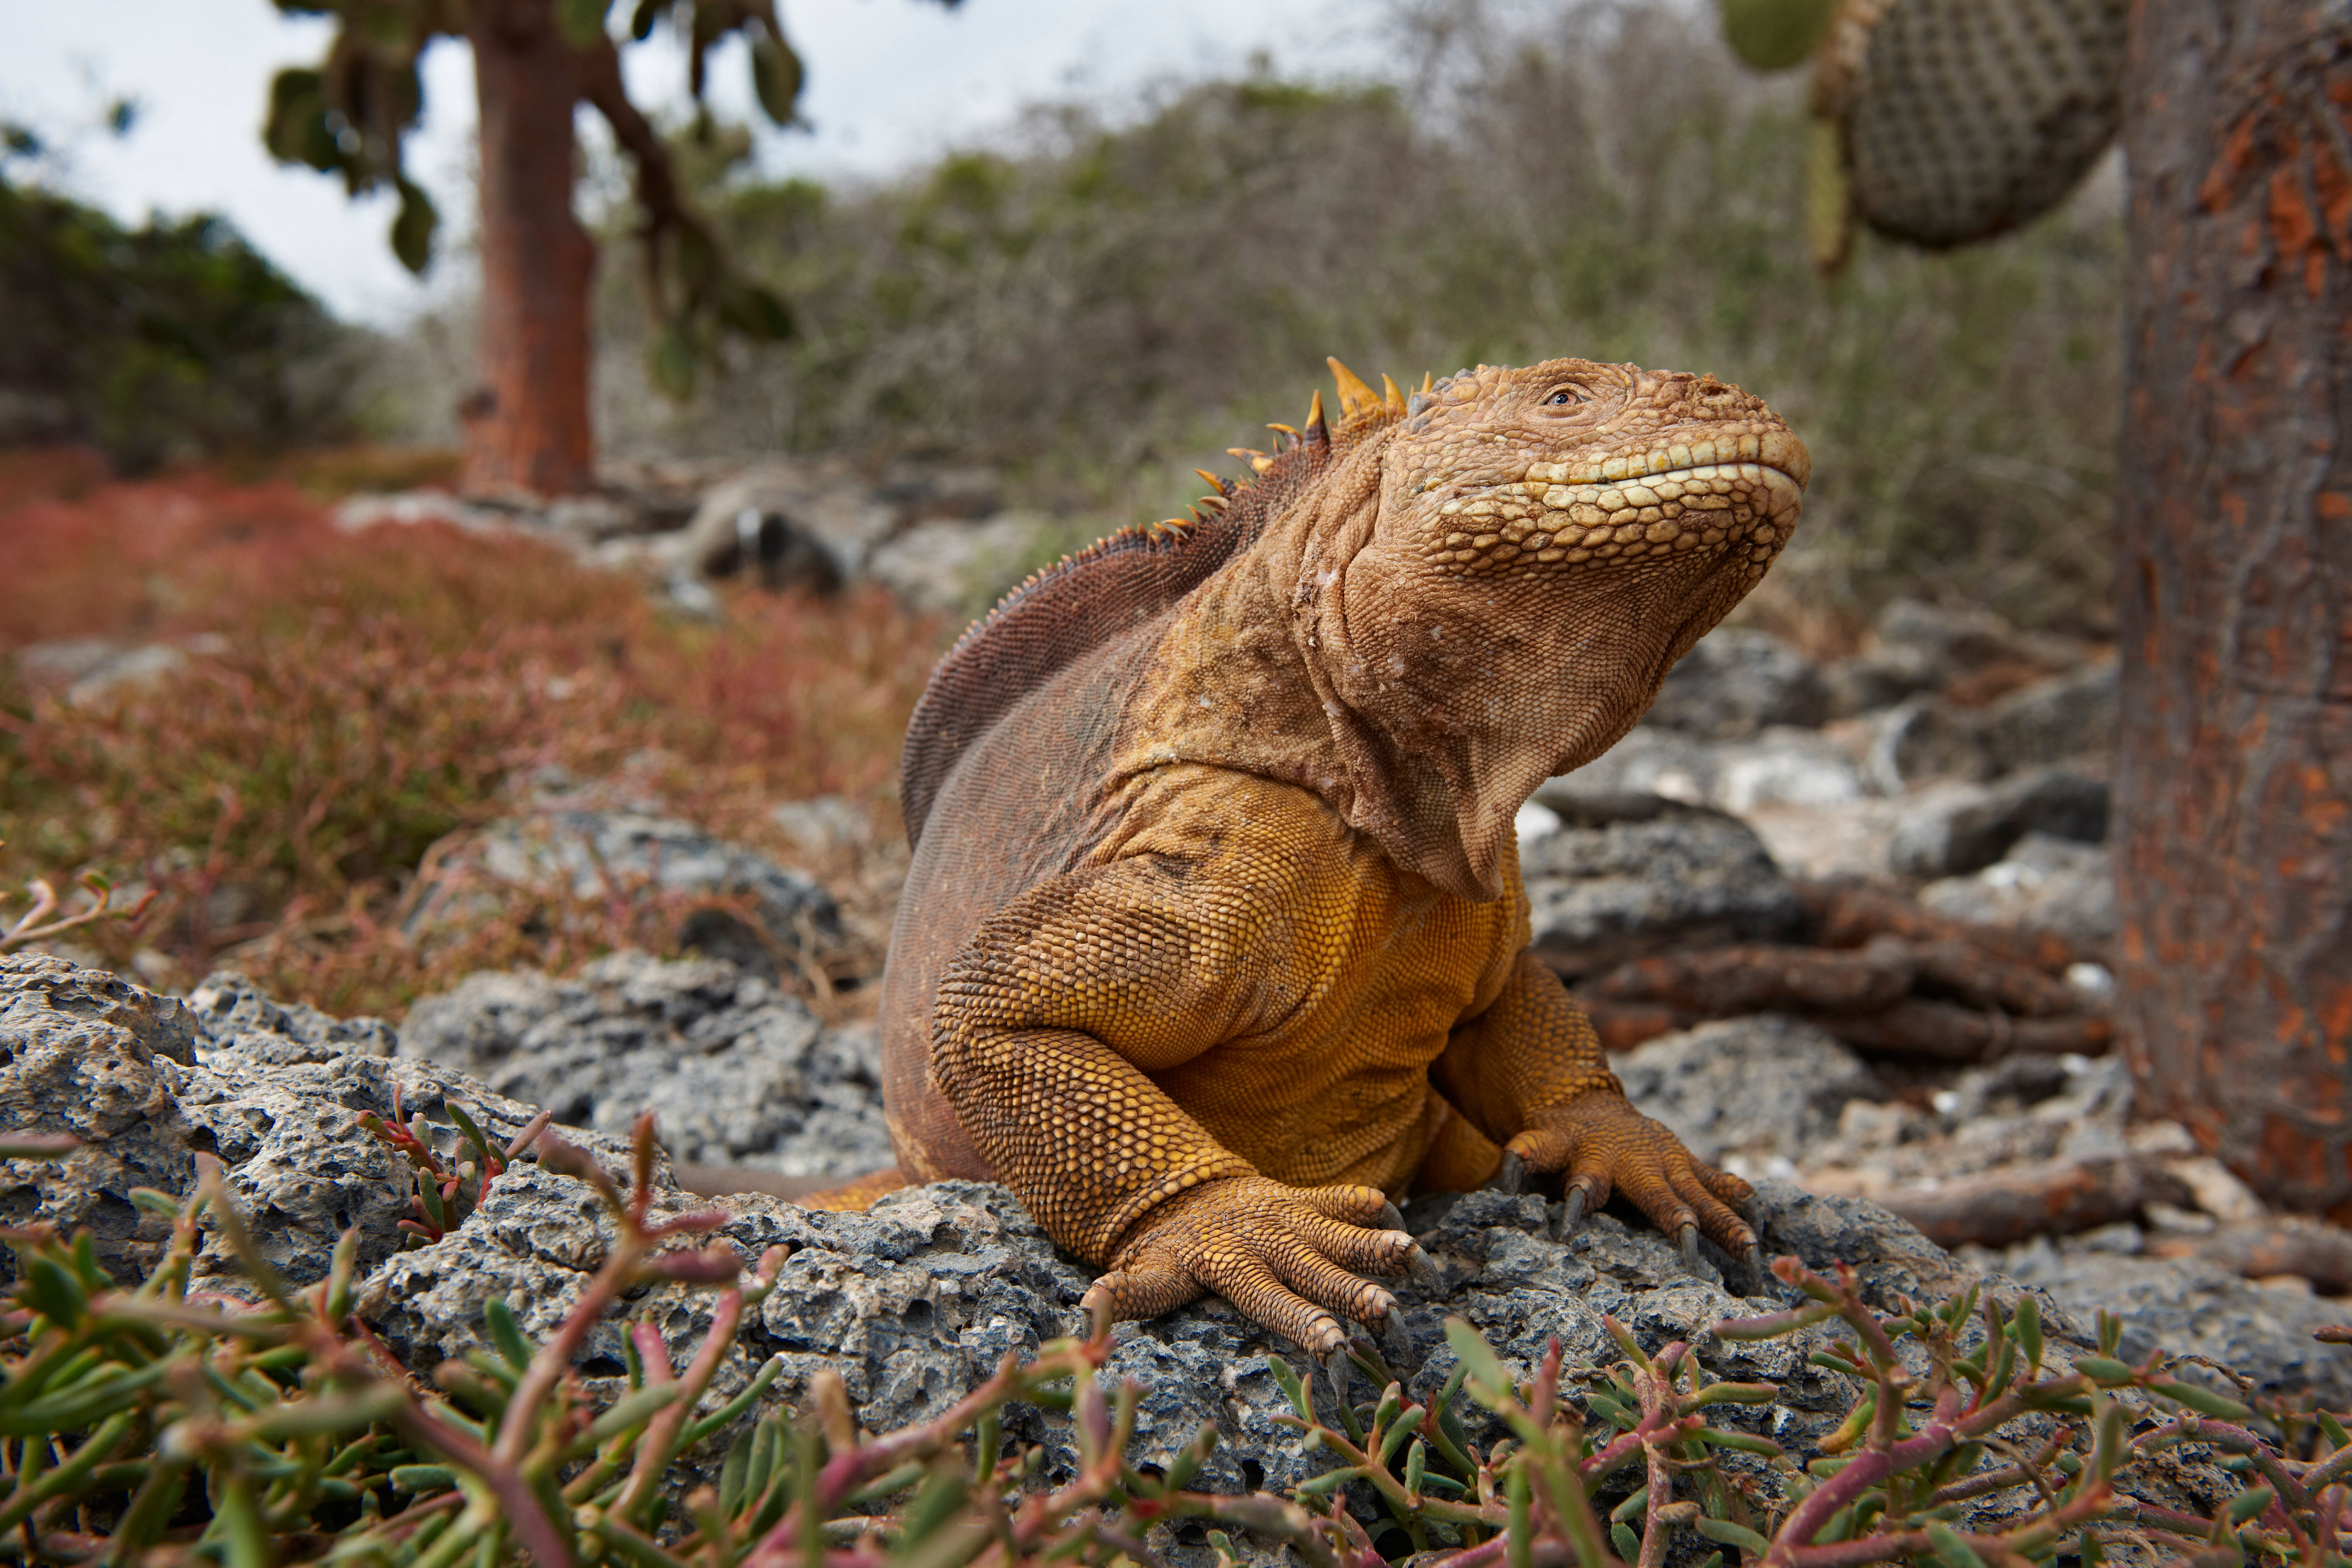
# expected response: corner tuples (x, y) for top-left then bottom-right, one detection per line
(13, 637), (223, 705)
(675, 463), (893, 583)
(398, 951), (892, 1179)
(1516, 794), (1804, 977)
(13, 638), (133, 689)
(770, 794), (872, 854)
(1998, 1246), (2352, 1407)
(1709, 728), (1869, 812)
(541, 493), (644, 545)
(179, 977), (649, 1294)
(3, 952), (198, 1067)
(1810, 1054), (2136, 1189)
(1919, 834), (2117, 946)
(1866, 666), (2119, 791)
(334, 492), (513, 537)
(1616, 1016), (1880, 1166)
(1874, 598), (2029, 673)
(1864, 696), (1994, 790)
(1648, 627), (1830, 738)
(1943, 1051), (2127, 1135)
(865, 514), (1054, 614)
(361, 1168), (1892, 1502)
(1549, 725), (1866, 814)
(0, 955), (201, 1281)
(409, 809), (841, 977)
(696, 503), (847, 594)
(1543, 726), (1723, 803)
(170, 1043), (591, 1298)
(1977, 662), (2118, 772)
(1822, 643), (1942, 718)
(0, 957), (2265, 1533)
(1888, 766), (2110, 878)
(0, 952), (642, 1293)
(672, 458), (1009, 594)
(187, 970), (398, 1062)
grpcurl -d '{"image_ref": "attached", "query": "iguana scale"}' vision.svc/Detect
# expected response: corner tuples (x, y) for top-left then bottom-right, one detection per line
(826, 357), (1810, 1356)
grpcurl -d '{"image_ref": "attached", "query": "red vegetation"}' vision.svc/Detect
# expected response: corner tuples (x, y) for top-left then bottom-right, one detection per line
(0, 449), (943, 1015)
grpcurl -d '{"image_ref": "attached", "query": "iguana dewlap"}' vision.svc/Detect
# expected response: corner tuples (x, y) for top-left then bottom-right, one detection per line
(850, 358), (1808, 1355)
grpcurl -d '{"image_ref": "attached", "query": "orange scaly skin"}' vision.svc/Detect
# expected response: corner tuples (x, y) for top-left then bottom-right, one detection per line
(855, 358), (1810, 1355)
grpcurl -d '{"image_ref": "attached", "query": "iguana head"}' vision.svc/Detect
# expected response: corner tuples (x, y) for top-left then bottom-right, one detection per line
(1081, 355), (1805, 901)
(1352, 358), (1805, 746)
(1278, 357), (1810, 898)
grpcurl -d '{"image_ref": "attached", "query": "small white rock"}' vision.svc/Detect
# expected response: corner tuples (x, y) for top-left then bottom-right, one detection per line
(1514, 798), (1564, 846)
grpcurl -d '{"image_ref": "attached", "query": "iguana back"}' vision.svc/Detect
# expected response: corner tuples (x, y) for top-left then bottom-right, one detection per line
(897, 411), (1363, 845)
(882, 378), (1411, 1177)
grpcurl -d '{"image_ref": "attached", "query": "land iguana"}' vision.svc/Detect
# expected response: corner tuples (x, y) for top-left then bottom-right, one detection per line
(801, 358), (1809, 1362)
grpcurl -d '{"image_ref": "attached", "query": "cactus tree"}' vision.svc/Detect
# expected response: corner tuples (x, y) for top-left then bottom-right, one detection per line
(263, 0), (921, 497)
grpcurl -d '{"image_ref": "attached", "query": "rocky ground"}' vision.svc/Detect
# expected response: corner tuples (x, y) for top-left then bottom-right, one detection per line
(0, 949), (2301, 1563)
(10, 460), (2352, 1540)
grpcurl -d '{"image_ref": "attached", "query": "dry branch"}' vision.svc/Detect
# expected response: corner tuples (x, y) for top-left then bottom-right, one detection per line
(1814, 1000), (2111, 1061)
(1796, 880), (2094, 973)
(2146, 1221), (2352, 1294)
(1574, 924), (2109, 1061)
(1872, 1156), (2191, 1248)
(1581, 939), (1916, 1015)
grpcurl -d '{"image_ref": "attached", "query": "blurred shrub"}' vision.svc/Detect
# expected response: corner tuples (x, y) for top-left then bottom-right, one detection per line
(591, 0), (2122, 632)
(0, 463), (938, 1014)
(0, 175), (359, 471)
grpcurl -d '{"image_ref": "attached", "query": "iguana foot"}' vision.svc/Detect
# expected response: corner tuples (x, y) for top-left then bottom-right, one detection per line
(1495, 1094), (1757, 1264)
(1079, 1176), (1429, 1357)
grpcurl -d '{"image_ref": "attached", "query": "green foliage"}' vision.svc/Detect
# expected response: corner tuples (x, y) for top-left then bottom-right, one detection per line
(260, 3), (440, 274)
(2, 1116), (2345, 1568)
(747, 29), (805, 126)
(608, 2), (2122, 630)
(0, 859), (153, 956)
(1717, 0), (1841, 71)
(0, 176), (355, 470)
(260, 0), (897, 395)
(354, 1083), (553, 1247)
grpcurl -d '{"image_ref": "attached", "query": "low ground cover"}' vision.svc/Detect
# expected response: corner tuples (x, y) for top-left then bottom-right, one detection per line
(0, 451), (943, 1017)
(0, 1112), (2329, 1568)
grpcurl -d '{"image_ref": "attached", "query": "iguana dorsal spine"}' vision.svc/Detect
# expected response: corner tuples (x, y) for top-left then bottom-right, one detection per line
(898, 362), (1409, 845)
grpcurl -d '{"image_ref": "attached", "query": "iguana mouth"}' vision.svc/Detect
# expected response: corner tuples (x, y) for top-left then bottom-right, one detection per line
(1423, 434), (1806, 578)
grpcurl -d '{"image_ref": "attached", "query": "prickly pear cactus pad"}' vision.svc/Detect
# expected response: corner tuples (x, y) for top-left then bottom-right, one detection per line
(1814, 0), (2129, 255)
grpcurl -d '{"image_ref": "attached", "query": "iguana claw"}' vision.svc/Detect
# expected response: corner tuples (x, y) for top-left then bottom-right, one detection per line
(1406, 1244), (1443, 1294)
(1678, 1221), (1701, 1267)
(1552, 1186), (1588, 1240)
(1489, 1151), (1527, 1195)
(1378, 1200), (1409, 1234)
(1382, 1305), (1417, 1370)
(1322, 1347), (1351, 1416)
(1744, 1244), (1767, 1290)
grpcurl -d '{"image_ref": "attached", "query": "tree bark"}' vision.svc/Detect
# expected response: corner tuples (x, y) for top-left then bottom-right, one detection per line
(2115, 0), (2352, 1211)
(461, 0), (595, 497)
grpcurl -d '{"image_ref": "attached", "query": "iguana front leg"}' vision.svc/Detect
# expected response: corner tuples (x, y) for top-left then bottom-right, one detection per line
(1435, 952), (1760, 1267)
(931, 856), (1430, 1356)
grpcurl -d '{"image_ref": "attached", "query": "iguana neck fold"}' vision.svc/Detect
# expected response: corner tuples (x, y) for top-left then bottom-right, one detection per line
(1110, 432), (1542, 902)
(1104, 359), (1809, 902)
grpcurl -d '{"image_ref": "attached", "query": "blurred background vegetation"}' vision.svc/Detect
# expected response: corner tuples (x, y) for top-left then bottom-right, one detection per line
(0, 171), (361, 474)
(0, 0), (2127, 1006)
(3, 0), (2122, 636)
(571, 0), (2124, 637)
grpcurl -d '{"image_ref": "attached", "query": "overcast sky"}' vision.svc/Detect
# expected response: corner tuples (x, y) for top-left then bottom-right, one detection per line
(2, 0), (1372, 324)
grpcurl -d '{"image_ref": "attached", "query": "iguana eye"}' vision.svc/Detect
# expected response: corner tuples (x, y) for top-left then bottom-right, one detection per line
(1543, 385), (1585, 407)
